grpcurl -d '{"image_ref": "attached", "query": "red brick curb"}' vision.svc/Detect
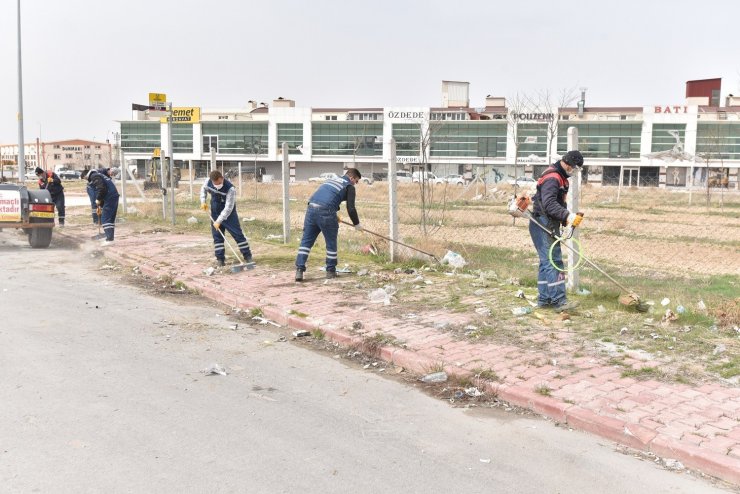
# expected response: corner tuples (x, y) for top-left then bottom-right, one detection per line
(72, 231), (739, 487)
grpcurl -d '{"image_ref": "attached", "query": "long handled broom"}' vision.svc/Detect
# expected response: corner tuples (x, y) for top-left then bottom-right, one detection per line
(206, 214), (255, 273)
(339, 219), (440, 263)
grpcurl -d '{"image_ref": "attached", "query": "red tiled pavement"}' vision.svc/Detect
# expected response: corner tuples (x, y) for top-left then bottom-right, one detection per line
(73, 230), (740, 486)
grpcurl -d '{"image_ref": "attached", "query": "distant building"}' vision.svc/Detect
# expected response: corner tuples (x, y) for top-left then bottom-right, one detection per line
(0, 139), (112, 177)
(117, 79), (739, 189)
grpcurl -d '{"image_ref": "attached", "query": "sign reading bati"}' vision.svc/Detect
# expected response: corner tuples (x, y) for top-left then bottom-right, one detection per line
(655, 106), (688, 114)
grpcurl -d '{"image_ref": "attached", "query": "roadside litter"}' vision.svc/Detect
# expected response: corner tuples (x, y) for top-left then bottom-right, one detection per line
(202, 363), (227, 376)
(186, 216), (198, 224)
(292, 330), (311, 337)
(512, 307), (532, 316)
(369, 285), (396, 305)
(252, 315), (281, 327)
(420, 371), (448, 383)
(441, 250), (466, 269)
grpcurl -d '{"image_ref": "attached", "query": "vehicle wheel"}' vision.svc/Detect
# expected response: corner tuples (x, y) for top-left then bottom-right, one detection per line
(28, 228), (52, 248)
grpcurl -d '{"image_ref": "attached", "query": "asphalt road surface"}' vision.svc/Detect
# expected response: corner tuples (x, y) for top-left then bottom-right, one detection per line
(0, 231), (729, 493)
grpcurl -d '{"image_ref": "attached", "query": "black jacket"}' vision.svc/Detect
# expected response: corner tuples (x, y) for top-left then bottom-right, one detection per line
(38, 171), (64, 198)
(532, 161), (570, 223)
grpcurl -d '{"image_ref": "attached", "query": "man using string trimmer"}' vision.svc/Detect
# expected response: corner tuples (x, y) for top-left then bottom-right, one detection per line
(528, 150), (584, 312)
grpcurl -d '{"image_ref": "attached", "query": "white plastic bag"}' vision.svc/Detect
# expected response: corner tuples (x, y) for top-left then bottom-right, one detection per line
(441, 250), (466, 269)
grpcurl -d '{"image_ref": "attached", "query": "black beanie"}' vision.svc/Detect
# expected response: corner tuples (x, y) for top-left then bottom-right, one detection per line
(35, 167), (44, 175)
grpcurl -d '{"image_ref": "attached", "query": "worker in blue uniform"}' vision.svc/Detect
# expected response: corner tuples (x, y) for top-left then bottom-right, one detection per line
(88, 167), (120, 244)
(295, 168), (362, 281)
(200, 170), (253, 267)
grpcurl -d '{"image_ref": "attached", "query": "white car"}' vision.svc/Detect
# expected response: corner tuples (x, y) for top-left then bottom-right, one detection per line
(308, 172), (340, 183)
(443, 174), (465, 186)
(507, 176), (536, 186)
(395, 171), (412, 183)
(411, 171), (445, 184)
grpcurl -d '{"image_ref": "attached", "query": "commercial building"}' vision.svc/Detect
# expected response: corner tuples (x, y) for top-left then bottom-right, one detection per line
(118, 79), (739, 189)
(0, 139), (112, 178)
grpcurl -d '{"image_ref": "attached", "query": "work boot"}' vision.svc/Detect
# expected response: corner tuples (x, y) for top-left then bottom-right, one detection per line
(244, 254), (253, 263)
(554, 300), (579, 313)
(326, 270), (337, 279)
(217, 259), (225, 267)
(295, 269), (304, 282)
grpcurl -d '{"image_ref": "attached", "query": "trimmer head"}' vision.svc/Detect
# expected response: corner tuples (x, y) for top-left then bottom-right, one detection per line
(619, 292), (649, 312)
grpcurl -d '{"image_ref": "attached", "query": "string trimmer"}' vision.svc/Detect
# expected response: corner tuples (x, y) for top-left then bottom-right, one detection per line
(339, 219), (440, 263)
(509, 195), (647, 312)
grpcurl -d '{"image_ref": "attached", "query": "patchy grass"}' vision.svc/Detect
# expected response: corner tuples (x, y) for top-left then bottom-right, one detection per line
(709, 357), (740, 379)
(535, 383), (552, 397)
(471, 367), (501, 382)
(312, 329), (325, 341)
(621, 366), (670, 381)
(288, 309), (308, 319)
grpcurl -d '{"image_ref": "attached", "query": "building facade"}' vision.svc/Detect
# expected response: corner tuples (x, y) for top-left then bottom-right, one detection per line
(0, 139), (112, 177)
(118, 80), (739, 189)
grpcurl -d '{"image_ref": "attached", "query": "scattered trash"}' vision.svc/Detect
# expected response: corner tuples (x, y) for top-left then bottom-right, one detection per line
(441, 250), (466, 269)
(662, 459), (685, 471)
(511, 307), (532, 316)
(464, 325), (478, 331)
(230, 324), (239, 331)
(204, 267), (215, 276)
(186, 216), (198, 224)
(352, 321), (363, 330)
(368, 285), (396, 305)
(597, 305), (607, 313)
(453, 390), (465, 400)
(697, 300), (706, 311)
(202, 363), (227, 376)
(713, 344), (726, 356)
(292, 330), (311, 337)
(276, 335), (287, 342)
(474, 289), (486, 296)
(357, 269), (369, 276)
(620, 327), (629, 334)
(660, 309), (678, 325)
(360, 244), (377, 255)
(265, 234), (283, 240)
(479, 458), (491, 464)
(243, 217), (256, 222)
(576, 288), (591, 296)
(421, 371), (448, 383)
(660, 298), (670, 306)
(320, 266), (352, 273)
(434, 322), (450, 330)
(465, 387), (483, 397)
(404, 313), (418, 319)
(675, 305), (686, 314)
(252, 316), (281, 327)
(475, 307), (491, 316)
(514, 289), (525, 299)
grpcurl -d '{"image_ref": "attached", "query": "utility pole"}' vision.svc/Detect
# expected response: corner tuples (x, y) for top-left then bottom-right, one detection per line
(281, 142), (290, 244)
(167, 102), (175, 225)
(566, 127), (580, 292)
(16, 0), (26, 182)
(388, 138), (398, 262)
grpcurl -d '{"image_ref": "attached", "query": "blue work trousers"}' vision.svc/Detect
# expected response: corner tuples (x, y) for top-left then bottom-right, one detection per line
(101, 198), (119, 241)
(87, 185), (98, 224)
(295, 205), (338, 273)
(211, 211), (251, 261)
(529, 214), (567, 307)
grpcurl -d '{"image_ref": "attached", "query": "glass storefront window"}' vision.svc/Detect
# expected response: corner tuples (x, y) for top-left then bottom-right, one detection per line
(312, 122), (383, 156)
(121, 122), (160, 153)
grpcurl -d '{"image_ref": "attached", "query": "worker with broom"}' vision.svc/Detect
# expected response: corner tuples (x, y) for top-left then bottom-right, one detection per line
(529, 150), (583, 312)
(200, 170), (253, 267)
(87, 167), (120, 244)
(295, 168), (362, 281)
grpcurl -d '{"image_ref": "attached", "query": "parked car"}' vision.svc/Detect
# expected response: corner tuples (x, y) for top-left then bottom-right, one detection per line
(443, 174), (465, 186)
(506, 176), (536, 186)
(411, 171), (444, 184)
(395, 171), (412, 183)
(58, 169), (82, 180)
(308, 172), (340, 183)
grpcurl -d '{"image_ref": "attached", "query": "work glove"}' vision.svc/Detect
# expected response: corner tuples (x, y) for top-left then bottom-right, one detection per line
(214, 222), (221, 230)
(95, 199), (101, 206)
(200, 203), (208, 211)
(566, 212), (584, 227)
(354, 223), (363, 231)
(47, 177), (53, 183)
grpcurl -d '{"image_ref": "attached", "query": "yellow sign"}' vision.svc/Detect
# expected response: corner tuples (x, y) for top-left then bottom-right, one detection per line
(149, 93), (167, 105)
(29, 212), (55, 219)
(153, 148), (161, 158)
(160, 107), (201, 124)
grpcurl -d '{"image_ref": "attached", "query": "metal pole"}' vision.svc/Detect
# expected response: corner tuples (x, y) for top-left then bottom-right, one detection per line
(388, 138), (398, 261)
(16, 0), (26, 182)
(254, 147), (258, 202)
(617, 164), (624, 203)
(210, 146), (216, 172)
(168, 102), (175, 225)
(238, 162), (242, 198)
(188, 159), (193, 200)
(160, 155), (166, 220)
(281, 142), (290, 244)
(118, 133), (126, 214)
(566, 127), (580, 292)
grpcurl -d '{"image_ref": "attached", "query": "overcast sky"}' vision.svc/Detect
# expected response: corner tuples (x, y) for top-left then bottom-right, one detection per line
(2, 0), (738, 143)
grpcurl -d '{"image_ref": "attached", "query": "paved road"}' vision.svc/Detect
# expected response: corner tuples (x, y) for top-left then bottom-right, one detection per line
(0, 232), (728, 493)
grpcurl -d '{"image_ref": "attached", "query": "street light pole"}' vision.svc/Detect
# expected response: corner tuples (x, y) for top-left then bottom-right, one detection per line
(16, 0), (26, 182)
